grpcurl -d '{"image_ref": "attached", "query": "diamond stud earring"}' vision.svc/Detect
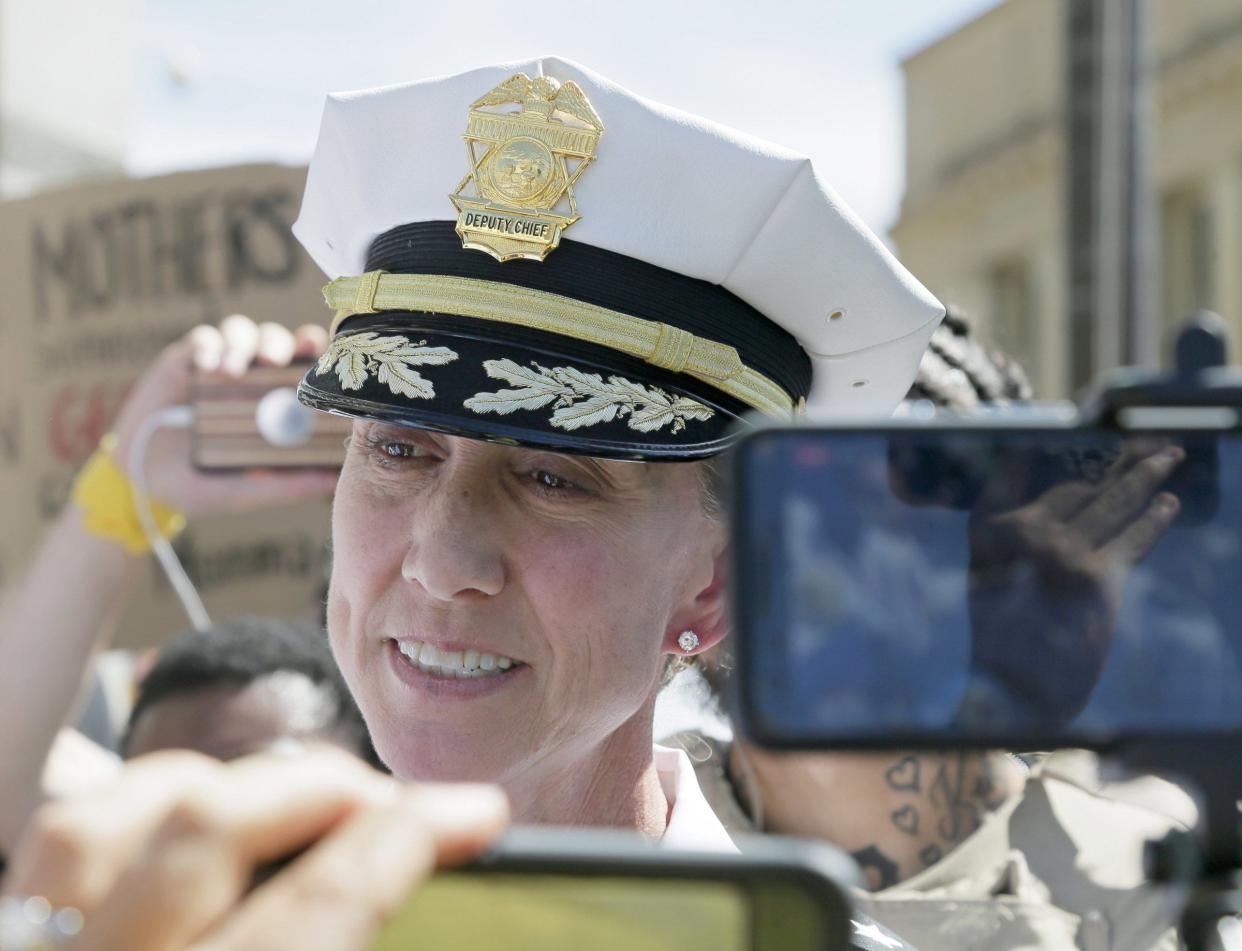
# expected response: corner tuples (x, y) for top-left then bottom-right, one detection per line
(677, 630), (700, 653)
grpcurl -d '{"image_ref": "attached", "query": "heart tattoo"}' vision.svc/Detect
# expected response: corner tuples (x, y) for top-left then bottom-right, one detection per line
(885, 755), (922, 793)
(891, 805), (920, 836)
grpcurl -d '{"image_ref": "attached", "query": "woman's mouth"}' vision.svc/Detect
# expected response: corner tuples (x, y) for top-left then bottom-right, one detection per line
(393, 640), (523, 679)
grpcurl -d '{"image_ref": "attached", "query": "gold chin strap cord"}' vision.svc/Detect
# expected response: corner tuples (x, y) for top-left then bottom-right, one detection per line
(323, 271), (793, 417)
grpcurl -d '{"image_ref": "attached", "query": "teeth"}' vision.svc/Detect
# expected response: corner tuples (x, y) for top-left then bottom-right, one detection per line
(396, 641), (518, 679)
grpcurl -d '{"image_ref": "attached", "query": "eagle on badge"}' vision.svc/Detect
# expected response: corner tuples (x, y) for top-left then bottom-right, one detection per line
(451, 72), (605, 262)
(470, 74), (603, 130)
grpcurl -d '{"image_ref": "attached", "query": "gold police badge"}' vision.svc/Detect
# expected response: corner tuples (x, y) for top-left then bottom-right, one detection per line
(451, 74), (604, 263)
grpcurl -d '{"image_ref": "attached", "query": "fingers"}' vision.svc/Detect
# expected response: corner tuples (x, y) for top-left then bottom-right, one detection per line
(4, 751), (220, 912)
(1072, 446), (1185, 546)
(188, 325), (226, 373)
(1020, 438), (1167, 522)
(293, 324), (330, 360)
(164, 746), (398, 865)
(219, 314), (260, 377)
(405, 785), (512, 867)
(193, 317), (326, 375)
(255, 322), (297, 367)
(1104, 491), (1181, 564)
(198, 785), (508, 951)
(1021, 479), (1098, 522)
(58, 748), (400, 951)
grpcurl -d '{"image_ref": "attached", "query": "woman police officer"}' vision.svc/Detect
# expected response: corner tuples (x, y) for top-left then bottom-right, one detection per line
(1, 57), (942, 946)
(285, 57), (941, 839)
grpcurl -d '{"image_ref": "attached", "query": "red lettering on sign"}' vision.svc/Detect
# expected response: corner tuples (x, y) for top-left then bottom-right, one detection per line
(48, 381), (133, 463)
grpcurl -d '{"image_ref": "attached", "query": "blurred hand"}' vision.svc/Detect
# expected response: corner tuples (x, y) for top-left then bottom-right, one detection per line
(967, 441), (1184, 719)
(3, 747), (509, 951)
(41, 729), (121, 802)
(109, 315), (338, 516)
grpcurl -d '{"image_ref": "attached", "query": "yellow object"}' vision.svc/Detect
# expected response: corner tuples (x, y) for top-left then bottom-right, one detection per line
(71, 435), (186, 555)
(324, 272), (793, 417)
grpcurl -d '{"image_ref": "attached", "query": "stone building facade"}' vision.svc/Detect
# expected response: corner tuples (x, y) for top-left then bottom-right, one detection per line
(892, 0), (1242, 396)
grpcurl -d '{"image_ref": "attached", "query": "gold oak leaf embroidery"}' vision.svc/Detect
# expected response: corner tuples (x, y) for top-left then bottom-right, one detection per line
(315, 333), (458, 400)
(463, 359), (715, 434)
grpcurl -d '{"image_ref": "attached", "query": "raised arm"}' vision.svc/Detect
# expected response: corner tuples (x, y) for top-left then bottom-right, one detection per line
(0, 317), (336, 853)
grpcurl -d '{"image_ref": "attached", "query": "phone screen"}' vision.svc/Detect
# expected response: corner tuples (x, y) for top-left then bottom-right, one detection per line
(733, 427), (1242, 744)
(373, 872), (750, 951)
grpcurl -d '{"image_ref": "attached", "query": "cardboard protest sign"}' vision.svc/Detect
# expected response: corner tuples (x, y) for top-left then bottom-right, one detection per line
(0, 164), (336, 648)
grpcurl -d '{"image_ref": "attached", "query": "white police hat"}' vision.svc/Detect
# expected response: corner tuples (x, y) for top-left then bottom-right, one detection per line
(294, 56), (944, 459)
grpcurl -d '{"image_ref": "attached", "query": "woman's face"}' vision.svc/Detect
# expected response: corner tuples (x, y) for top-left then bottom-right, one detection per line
(328, 421), (724, 784)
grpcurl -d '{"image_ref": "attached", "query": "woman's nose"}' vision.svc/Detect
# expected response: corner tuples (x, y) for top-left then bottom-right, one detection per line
(399, 487), (505, 601)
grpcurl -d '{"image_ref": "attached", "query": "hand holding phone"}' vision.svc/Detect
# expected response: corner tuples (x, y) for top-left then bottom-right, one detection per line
(108, 317), (339, 517)
(2, 748), (510, 951)
(4, 746), (861, 951)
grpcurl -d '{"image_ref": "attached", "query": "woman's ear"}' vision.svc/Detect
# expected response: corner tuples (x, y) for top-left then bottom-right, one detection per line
(663, 545), (729, 656)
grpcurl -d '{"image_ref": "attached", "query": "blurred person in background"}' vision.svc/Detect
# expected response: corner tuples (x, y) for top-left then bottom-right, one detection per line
(120, 616), (374, 762)
(5, 618), (379, 885)
(664, 314), (1195, 950)
(35, 617), (377, 813)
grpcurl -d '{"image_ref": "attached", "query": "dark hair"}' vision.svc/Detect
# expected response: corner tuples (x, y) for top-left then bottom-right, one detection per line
(905, 306), (1032, 410)
(121, 616), (376, 764)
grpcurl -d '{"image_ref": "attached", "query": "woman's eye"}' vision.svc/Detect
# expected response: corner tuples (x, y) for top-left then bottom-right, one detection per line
(359, 431), (428, 466)
(382, 441), (421, 459)
(532, 469), (578, 492)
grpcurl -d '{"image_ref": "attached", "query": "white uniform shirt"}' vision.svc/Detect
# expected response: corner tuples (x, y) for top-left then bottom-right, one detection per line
(654, 744), (738, 853)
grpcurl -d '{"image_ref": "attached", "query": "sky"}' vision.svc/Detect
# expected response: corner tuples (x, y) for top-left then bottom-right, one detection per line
(131, 0), (1001, 236)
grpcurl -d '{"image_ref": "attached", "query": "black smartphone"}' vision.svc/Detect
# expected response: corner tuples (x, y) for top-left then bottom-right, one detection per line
(729, 419), (1242, 752)
(370, 828), (862, 951)
(191, 364), (350, 469)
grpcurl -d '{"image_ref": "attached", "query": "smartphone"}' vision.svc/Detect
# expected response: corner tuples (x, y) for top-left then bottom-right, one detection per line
(192, 364), (350, 469)
(370, 828), (862, 951)
(728, 419), (1242, 752)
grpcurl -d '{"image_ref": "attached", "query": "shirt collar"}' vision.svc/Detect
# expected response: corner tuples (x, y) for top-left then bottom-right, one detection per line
(654, 744), (739, 853)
